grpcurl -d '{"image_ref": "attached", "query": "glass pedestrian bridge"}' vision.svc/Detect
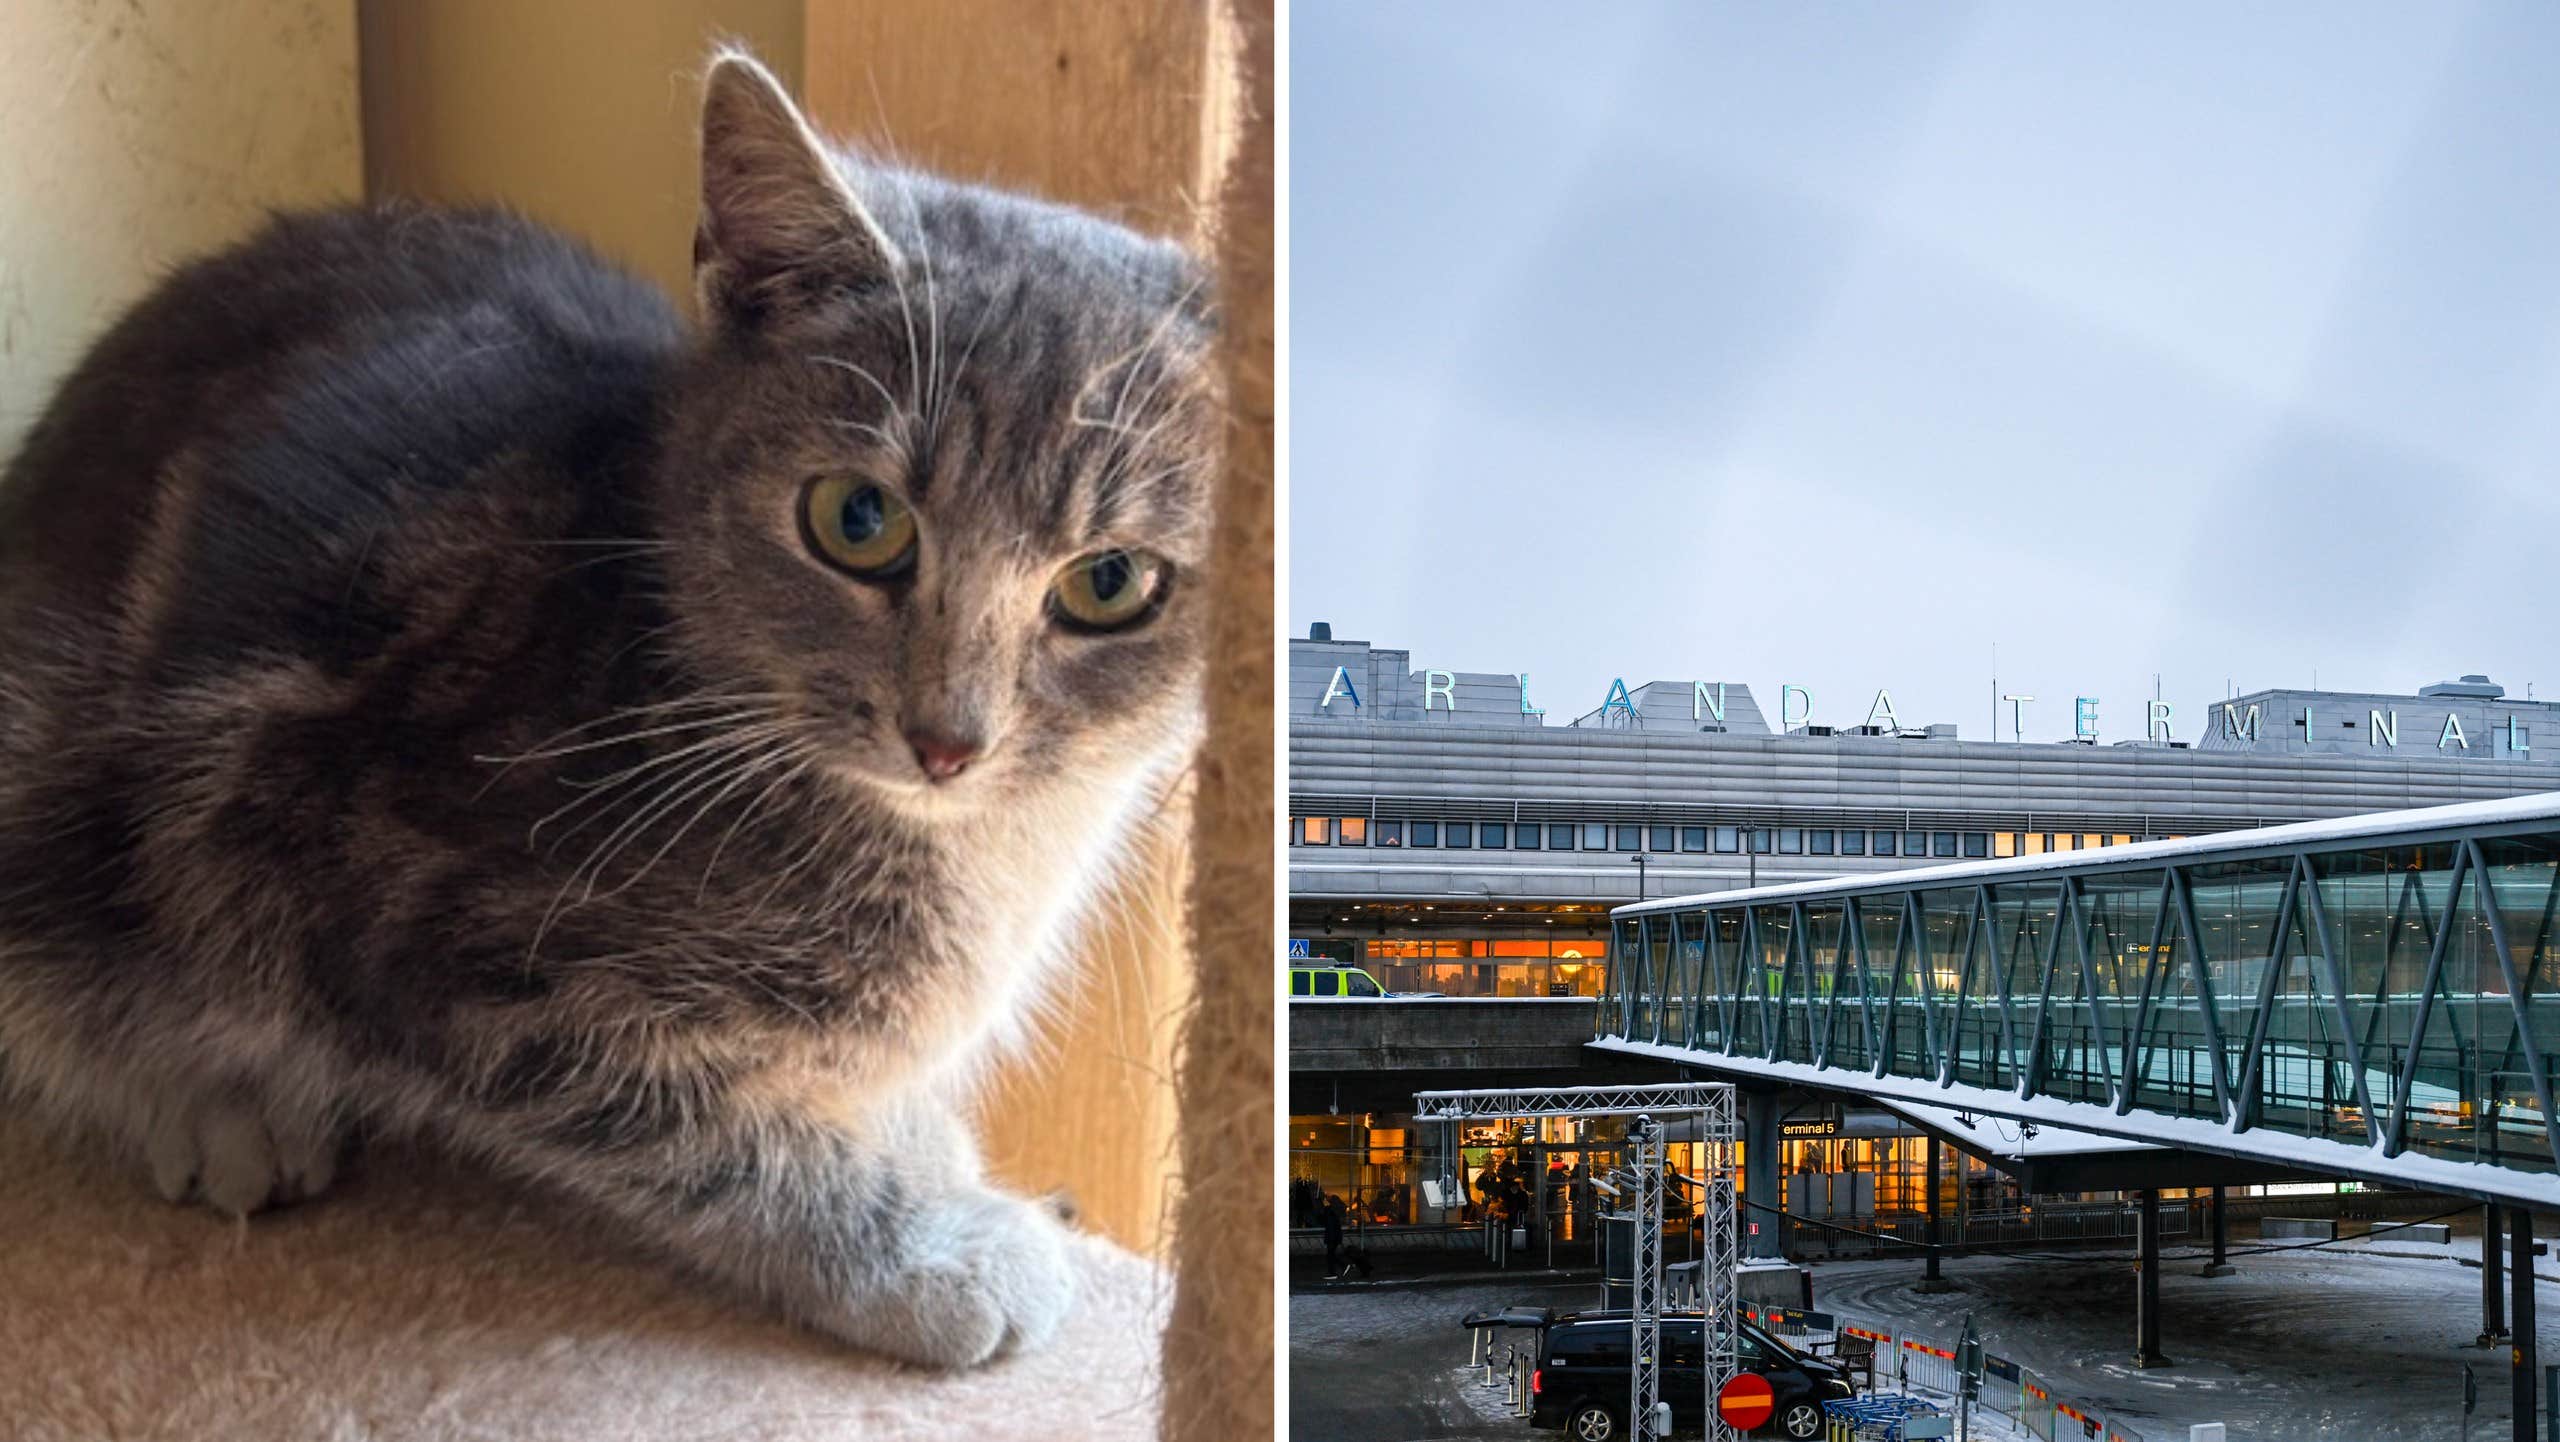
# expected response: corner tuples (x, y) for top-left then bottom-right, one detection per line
(1598, 793), (2560, 1209)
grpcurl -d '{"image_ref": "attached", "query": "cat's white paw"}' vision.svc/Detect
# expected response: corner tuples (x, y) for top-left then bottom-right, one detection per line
(835, 1189), (1079, 1369)
(142, 1095), (339, 1217)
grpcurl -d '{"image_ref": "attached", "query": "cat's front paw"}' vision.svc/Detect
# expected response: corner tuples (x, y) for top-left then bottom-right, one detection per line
(142, 1093), (341, 1217)
(835, 1189), (1078, 1369)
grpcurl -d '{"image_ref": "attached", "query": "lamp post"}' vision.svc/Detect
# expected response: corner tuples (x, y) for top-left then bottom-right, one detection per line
(1747, 826), (1762, 889)
(1632, 852), (1649, 901)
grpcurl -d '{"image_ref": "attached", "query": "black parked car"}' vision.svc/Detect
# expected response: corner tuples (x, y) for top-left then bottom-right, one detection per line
(1527, 1311), (1853, 1441)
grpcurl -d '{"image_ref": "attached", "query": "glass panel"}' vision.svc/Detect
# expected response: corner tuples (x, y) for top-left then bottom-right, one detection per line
(1648, 915), (1677, 1044)
(1711, 908), (1750, 1054)
(1810, 829), (1835, 856)
(2054, 872), (2157, 1106)
(1512, 823), (1538, 850)
(1617, 825), (1641, 851)
(1985, 881), (2062, 1090)
(1549, 823), (1577, 849)
(1674, 910), (1712, 1049)
(2183, 854), (2293, 1108)
(1916, 888), (1975, 1083)
(2445, 839), (2560, 1171)
(1819, 900), (1871, 1071)
(1412, 821), (1439, 846)
(1756, 904), (1810, 1063)
(1651, 826), (1677, 852)
(1611, 917), (1644, 1037)
(1731, 908), (1778, 1058)
(2258, 881), (2367, 1146)
(2133, 872), (2220, 1119)
(2313, 844), (2451, 1137)
(1858, 891), (1917, 1077)
(1840, 830), (1866, 857)
(1481, 822), (1507, 848)
(1681, 827), (1708, 853)
(1715, 826), (1740, 853)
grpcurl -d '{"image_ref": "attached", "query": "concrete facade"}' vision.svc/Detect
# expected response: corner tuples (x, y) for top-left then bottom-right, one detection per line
(1290, 629), (2560, 912)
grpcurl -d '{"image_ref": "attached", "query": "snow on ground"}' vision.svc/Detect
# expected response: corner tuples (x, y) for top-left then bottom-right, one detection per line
(1293, 1244), (2552, 1442)
(1809, 1246), (2549, 1441)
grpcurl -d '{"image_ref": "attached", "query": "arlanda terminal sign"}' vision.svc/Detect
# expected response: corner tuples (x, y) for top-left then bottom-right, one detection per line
(1312, 668), (2533, 757)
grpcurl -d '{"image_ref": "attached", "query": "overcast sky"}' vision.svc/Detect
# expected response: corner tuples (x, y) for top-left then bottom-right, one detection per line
(1290, 3), (2560, 743)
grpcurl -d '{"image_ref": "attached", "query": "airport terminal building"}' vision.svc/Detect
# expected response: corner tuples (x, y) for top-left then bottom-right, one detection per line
(1287, 622), (2560, 1245)
(1289, 623), (2560, 1000)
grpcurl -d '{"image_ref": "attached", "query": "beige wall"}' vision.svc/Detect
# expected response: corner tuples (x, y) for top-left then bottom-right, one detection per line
(359, 0), (802, 305)
(0, 0), (362, 461)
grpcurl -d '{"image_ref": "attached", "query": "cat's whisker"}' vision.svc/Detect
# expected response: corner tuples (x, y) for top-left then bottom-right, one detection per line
(486, 691), (792, 758)
(700, 743), (828, 902)
(478, 702), (784, 770)
(586, 730), (819, 905)
(524, 726), (793, 958)
(564, 725), (811, 893)
(527, 716), (799, 852)
(806, 354), (904, 419)
(473, 706), (786, 802)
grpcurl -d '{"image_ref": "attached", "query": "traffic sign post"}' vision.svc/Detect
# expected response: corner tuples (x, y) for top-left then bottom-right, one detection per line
(1717, 1374), (1775, 1433)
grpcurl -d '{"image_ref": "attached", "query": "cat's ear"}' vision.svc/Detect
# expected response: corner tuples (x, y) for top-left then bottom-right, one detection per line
(695, 49), (900, 329)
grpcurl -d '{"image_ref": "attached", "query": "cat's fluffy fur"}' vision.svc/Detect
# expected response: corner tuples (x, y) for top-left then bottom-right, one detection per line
(0, 52), (1215, 1369)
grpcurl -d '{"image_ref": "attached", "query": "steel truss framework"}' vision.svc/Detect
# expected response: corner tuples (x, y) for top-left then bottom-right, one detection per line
(1415, 1084), (1742, 1442)
(1598, 800), (2560, 1208)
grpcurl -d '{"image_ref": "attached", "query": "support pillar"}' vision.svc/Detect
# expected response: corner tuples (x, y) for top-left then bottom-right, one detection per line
(2514, 1208), (2537, 1442)
(2483, 1202), (2509, 1347)
(1744, 1089), (1782, 1261)
(2200, 1185), (2233, 1277)
(1533, 1138), (1550, 1270)
(1735, 1089), (1809, 1309)
(2135, 1189), (2171, 1368)
(1920, 1136), (1950, 1291)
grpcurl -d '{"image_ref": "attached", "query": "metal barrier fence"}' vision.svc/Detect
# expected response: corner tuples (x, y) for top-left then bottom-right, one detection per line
(1786, 1201), (2192, 1260)
(1807, 1314), (2150, 1442)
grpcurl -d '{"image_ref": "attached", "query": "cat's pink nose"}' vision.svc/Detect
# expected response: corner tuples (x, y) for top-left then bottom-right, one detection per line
(905, 727), (982, 782)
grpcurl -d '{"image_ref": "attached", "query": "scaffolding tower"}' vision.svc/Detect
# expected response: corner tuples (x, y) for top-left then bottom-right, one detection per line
(1414, 1082), (1742, 1441)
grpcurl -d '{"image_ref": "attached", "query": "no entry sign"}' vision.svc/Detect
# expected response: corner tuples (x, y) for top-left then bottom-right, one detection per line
(1717, 1373), (1775, 1430)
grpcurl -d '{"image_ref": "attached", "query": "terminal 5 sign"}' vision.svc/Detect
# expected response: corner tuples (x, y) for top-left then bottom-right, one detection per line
(1314, 669), (2532, 756)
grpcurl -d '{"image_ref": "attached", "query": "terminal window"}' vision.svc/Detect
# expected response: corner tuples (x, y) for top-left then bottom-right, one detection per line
(1681, 827), (1708, 852)
(1583, 823), (1609, 850)
(1839, 831), (1865, 856)
(1615, 825), (1641, 850)
(1300, 818), (1329, 845)
(1446, 823), (1473, 848)
(1480, 822), (1507, 847)
(1778, 828), (1802, 854)
(1905, 830), (1928, 856)
(1548, 824), (1576, 849)
(1931, 832), (1956, 857)
(1412, 821), (1439, 846)
(1338, 818), (1367, 846)
(1871, 831), (1896, 856)
(1649, 826), (1675, 851)
(1375, 820), (1403, 847)
(1962, 832), (1988, 858)
(1750, 829), (1772, 853)
(1715, 827), (1739, 852)
(1809, 830), (1834, 855)
(1512, 824), (1539, 850)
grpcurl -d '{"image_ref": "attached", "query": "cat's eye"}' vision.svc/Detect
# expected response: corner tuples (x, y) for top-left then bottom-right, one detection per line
(1050, 549), (1168, 632)
(802, 477), (917, 578)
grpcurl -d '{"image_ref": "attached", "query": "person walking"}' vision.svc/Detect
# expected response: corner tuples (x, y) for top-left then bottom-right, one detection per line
(1321, 1194), (1347, 1278)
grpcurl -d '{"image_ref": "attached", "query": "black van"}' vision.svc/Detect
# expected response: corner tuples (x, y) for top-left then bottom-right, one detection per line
(1527, 1311), (1852, 1441)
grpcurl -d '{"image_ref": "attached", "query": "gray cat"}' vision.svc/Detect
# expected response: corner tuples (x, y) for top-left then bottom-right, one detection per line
(0, 50), (1216, 1368)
